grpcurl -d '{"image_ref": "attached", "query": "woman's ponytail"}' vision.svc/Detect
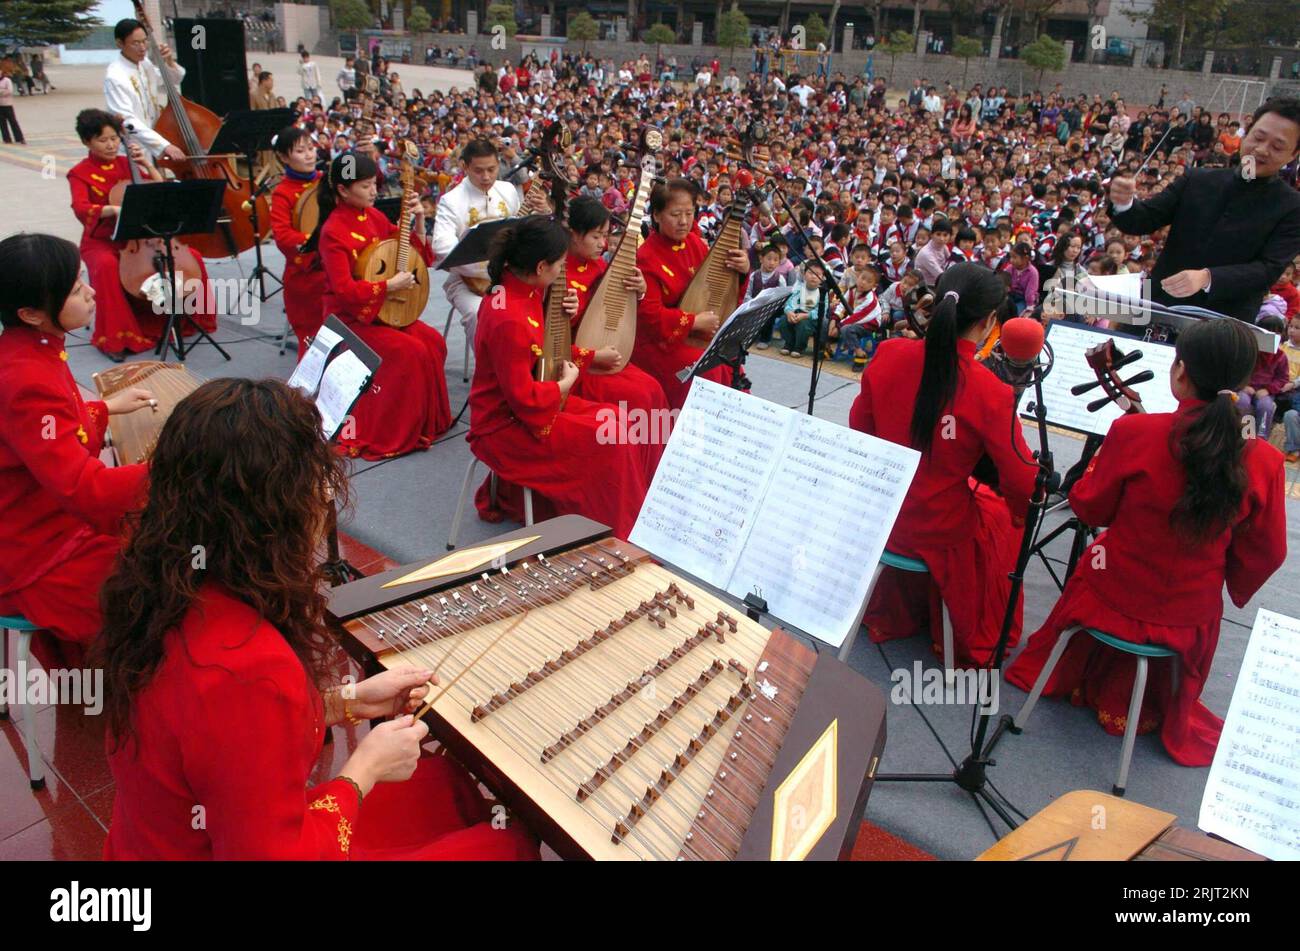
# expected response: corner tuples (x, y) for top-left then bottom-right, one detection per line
(1169, 319), (1258, 542)
(909, 264), (1007, 455)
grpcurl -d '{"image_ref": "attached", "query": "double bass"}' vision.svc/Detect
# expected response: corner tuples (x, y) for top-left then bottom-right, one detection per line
(130, 0), (269, 258)
(108, 125), (202, 310)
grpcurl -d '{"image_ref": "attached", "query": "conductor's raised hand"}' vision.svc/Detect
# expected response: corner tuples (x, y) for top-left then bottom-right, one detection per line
(1108, 175), (1137, 208)
(1161, 268), (1211, 298)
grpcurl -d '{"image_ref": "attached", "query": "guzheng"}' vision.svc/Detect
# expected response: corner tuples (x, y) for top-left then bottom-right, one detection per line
(678, 189), (749, 347)
(328, 516), (886, 861)
(92, 361), (203, 465)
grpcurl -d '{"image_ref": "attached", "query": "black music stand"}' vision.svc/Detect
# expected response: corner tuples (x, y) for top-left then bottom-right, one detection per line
(294, 315), (383, 586)
(114, 179), (228, 363)
(211, 108), (296, 305)
(374, 195), (403, 226)
(678, 286), (791, 393)
(436, 217), (516, 273)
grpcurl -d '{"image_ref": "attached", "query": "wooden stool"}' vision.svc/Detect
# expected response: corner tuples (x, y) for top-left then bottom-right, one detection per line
(446, 454), (533, 550)
(0, 615), (45, 790)
(837, 550), (953, 682)
(1013, 626), (1179, 797)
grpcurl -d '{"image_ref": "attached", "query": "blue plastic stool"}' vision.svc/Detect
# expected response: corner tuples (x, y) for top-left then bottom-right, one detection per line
(838, 550), (954, 680)
(1013, 625), (1179, 797)
(0, 615), (46, 790)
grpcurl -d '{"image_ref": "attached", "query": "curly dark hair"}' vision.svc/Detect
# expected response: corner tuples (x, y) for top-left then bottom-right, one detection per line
(95, 378), (350, 748)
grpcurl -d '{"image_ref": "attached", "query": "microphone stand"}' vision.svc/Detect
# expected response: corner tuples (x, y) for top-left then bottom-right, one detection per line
(874, 349), (1059, 836)
(742, 173), (855, 415)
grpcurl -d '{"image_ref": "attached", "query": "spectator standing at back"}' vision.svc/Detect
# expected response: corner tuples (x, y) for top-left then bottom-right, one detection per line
(297, 50), (320, 102)
(0, 72), (24, 144)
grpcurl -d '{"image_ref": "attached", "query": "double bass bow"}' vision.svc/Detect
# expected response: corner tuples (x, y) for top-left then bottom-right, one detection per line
(129, 0), (269, 259)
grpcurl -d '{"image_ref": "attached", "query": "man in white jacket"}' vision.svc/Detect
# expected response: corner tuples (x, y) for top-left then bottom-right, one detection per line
(432, 139), (524, 337)
(103, 18), (185, 161)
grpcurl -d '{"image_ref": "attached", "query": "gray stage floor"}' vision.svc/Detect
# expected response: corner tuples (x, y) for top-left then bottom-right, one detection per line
(62, 242), (1300, 860)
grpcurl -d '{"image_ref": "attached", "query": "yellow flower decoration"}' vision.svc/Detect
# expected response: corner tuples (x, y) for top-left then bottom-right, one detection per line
(59, 351), (69, 361)
(530, 344), (543, 356)
(337, 817), (353, 855)
(671, 241), (687, 252)
(468, 207), (481, 225)
(660, 264), (675, 278)
(526, 315), (540, 328)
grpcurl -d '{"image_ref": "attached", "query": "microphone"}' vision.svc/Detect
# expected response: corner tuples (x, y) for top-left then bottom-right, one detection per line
(990, 316), (1047, 394)
(744, 186), (773, 220)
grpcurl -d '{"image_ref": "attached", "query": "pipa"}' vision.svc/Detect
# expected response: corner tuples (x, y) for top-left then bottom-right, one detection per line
(92, 361), (203, 466)
(678, 187), (751, 347)
(536, 263), (571, 384)
(572, 139), (660, 374)
(327, 515), (887, 861)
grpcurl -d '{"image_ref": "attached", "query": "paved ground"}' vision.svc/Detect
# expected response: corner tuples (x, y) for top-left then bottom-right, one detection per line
(4, 61), (1300, 860)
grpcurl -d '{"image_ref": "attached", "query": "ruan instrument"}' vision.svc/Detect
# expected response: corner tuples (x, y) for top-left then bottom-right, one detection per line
(93, 361), (203, 465)
(327, 516), (886, 861)
(109, 126), (202, 309)
(130, 0), (269, 258)
(354, 141), (428, 328)
(291, 179), (321, 237)
(572, 144), (660, 374)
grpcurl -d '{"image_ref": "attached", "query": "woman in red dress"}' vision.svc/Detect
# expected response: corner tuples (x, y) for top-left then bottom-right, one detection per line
(308, 151), (451, 459)
(849, 264), (1038, 666)
(468, 216), (656, 539)
(97, 378), (539, 860)
(1007, 319), (1287, 765)
(0, 234), (153, 669)
(268, 126), (326, 358)
(633, 178), (748, 410)
(66, 109), (216, 361)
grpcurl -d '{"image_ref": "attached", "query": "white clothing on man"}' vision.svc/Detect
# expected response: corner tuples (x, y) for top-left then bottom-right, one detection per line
(104, 52), (185, 157)
(432, 176), (523, 332)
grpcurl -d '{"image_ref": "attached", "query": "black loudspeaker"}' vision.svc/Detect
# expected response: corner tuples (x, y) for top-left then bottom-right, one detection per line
(172, 18), (249, 118)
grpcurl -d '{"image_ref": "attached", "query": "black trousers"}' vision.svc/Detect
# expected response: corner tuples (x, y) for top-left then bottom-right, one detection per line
(0, 106), (24, 144)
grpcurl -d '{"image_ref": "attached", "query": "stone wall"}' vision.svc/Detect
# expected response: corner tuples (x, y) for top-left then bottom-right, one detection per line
(337, 32), (1291, 111)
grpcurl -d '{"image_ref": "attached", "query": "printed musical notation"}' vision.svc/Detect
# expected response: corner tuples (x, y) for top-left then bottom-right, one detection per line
(1199, 608), (1300, 861)
(1018, 323), (1179, 437)
(631, 379), (920, 648)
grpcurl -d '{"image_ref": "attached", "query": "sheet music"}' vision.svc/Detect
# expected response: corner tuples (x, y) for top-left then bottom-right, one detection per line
(1018, 323), (1179, 436)
(287, 324), (344, 398)
(316, 349), (370, 439)
(630, 381), (781, 581)
(631, 378), (921, 648)
(678, 285), (793, 381)
(730, 413), (919, 645)
(1199, 609), (1300, 861)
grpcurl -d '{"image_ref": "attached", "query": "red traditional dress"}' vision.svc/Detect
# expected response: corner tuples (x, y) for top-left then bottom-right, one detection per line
(269, 170), (327, 358)
(318, 203), (452, 459)
(468, 270), (656, 539)
(0, 326), (147, 669)
(634, 229), (736, 410)
(849, 337), (1038, 666)
(1006, 402), (1287, 765)
(66, 154), (216, 357)
(104, 583), (539, 860)
(566, 252), (669, 416)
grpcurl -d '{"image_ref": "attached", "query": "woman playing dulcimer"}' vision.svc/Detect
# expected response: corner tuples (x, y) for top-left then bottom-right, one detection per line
(98, 378), (539, 860)
(66, 108), (216, 360)
(468, 216), (656, 539)
(307, 151), (451, 459)
(268, 126), (326, 358)
(634, 178), (750, 410)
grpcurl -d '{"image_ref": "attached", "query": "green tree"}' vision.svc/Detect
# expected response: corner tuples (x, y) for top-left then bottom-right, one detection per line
(802, 13), (828, 48)
(879, 29), (913, 82)
(644, 22), (675, 62)
(331, 0), (371, 55)
(486, 2), (518, 39)
(1134, 0), (1231, 67)
(1021, 33), (1066, 85)
(952, 34), (981, 87)
(406, 5), (431, 33)
(0, 0), (99, 47)
(717, 9), (749, 68)
(568, 11), (599, 53)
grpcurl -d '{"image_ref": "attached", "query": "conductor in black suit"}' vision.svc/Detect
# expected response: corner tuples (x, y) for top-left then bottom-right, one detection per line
(1108, 97), (1300, 322)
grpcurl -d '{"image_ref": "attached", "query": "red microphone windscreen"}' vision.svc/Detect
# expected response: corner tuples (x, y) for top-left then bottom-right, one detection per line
(734, 168), (754, 189)
(1001, 317), (1045, 363)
